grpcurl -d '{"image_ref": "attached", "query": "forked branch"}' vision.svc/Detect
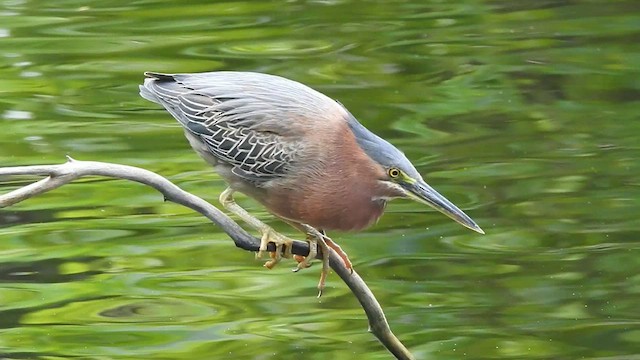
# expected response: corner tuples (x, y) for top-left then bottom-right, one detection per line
(0, 157), (414, 360)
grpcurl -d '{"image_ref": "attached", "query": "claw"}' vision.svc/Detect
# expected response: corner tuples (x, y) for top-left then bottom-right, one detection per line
(256, 226), (294, 269)
(297, 226), (333, 297)
(256, 226), (271, 260)
(219, 188), (295, 270)
(219, 186), (349, 296)
(264, 242), (287, 269)
(296, 232), (317, 270)
(263, 251), (278, 269)
(292, 254), (311, 273)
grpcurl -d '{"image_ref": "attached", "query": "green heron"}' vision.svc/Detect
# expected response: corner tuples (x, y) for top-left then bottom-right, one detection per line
(140, 71), (483, 294)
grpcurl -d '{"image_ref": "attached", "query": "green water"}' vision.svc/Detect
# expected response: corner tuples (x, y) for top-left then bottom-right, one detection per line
(1, 1), (639, 359)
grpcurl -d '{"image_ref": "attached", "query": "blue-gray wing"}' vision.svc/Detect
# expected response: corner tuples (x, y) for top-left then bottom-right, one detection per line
(140, 72), (333, 184)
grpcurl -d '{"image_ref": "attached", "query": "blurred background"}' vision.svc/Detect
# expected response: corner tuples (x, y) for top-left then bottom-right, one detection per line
(1, 1), (639, 359)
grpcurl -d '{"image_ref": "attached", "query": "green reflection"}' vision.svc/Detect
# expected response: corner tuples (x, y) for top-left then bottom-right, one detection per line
(1, 0), (639, 359)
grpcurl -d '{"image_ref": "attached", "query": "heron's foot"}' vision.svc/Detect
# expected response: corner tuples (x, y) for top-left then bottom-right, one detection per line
(293, 254), (311, 267)
(295, 226), (332, 298)
(292, 232), (317, 272)
(256, 226), (295, 269)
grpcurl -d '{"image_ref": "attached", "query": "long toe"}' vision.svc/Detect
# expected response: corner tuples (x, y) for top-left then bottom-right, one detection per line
(264, 248), (281, 269)
(323, 235), (353, 272)
(257, 226), (300, 269)
(293, 235), (316, 271)
(256, 227), (272, 260)
(316, 259), (329, 298)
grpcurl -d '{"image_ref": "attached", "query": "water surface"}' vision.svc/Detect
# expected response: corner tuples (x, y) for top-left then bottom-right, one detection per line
(1, 1), (639, 359)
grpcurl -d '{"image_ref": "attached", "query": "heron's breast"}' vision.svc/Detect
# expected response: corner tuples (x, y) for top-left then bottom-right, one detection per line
(265, 183), (387, 232)
(264, 122), (389, 231)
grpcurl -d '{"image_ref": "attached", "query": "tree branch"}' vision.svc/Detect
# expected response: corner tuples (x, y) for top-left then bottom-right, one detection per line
(0, 157), (414, 360)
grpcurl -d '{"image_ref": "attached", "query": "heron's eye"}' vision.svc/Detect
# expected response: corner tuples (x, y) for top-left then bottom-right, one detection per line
(388, 168), (401, 179)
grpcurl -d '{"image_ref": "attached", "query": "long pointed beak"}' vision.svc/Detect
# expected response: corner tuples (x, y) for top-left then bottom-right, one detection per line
(403, 180), (484, 234)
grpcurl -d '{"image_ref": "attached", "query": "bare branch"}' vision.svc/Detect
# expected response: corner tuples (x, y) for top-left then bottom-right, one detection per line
(0, 158), (415, 360)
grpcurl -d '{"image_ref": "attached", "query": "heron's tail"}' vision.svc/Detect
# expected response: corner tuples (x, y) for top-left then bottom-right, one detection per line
(139, 72), (173, 104)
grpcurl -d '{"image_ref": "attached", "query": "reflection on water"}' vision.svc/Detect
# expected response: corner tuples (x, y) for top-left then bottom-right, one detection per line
(1, 0), (639, 359)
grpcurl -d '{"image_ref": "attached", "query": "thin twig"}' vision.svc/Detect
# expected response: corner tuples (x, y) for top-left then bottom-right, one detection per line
(0, 157), (414, 360)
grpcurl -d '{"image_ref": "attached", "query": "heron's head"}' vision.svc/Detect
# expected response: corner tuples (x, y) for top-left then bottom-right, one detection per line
(347, 114), (484, 234)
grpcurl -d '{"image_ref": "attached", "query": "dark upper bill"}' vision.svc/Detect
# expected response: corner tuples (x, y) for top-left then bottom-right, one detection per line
(403, 180), (484, 234)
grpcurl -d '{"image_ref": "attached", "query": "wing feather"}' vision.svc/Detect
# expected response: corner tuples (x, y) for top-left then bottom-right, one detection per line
(140, 72), (342, 184)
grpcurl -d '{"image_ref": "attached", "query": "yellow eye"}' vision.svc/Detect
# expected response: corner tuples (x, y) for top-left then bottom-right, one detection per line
(388, 168), (400, 179)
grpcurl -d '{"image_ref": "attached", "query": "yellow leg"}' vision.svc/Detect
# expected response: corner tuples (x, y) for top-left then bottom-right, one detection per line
(323, 236), (353, 273)
(299, 225), (331, 298)
(293, 230), (317, 271)
(219, 187), (294, 268)
(220, 188), (349, 296)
